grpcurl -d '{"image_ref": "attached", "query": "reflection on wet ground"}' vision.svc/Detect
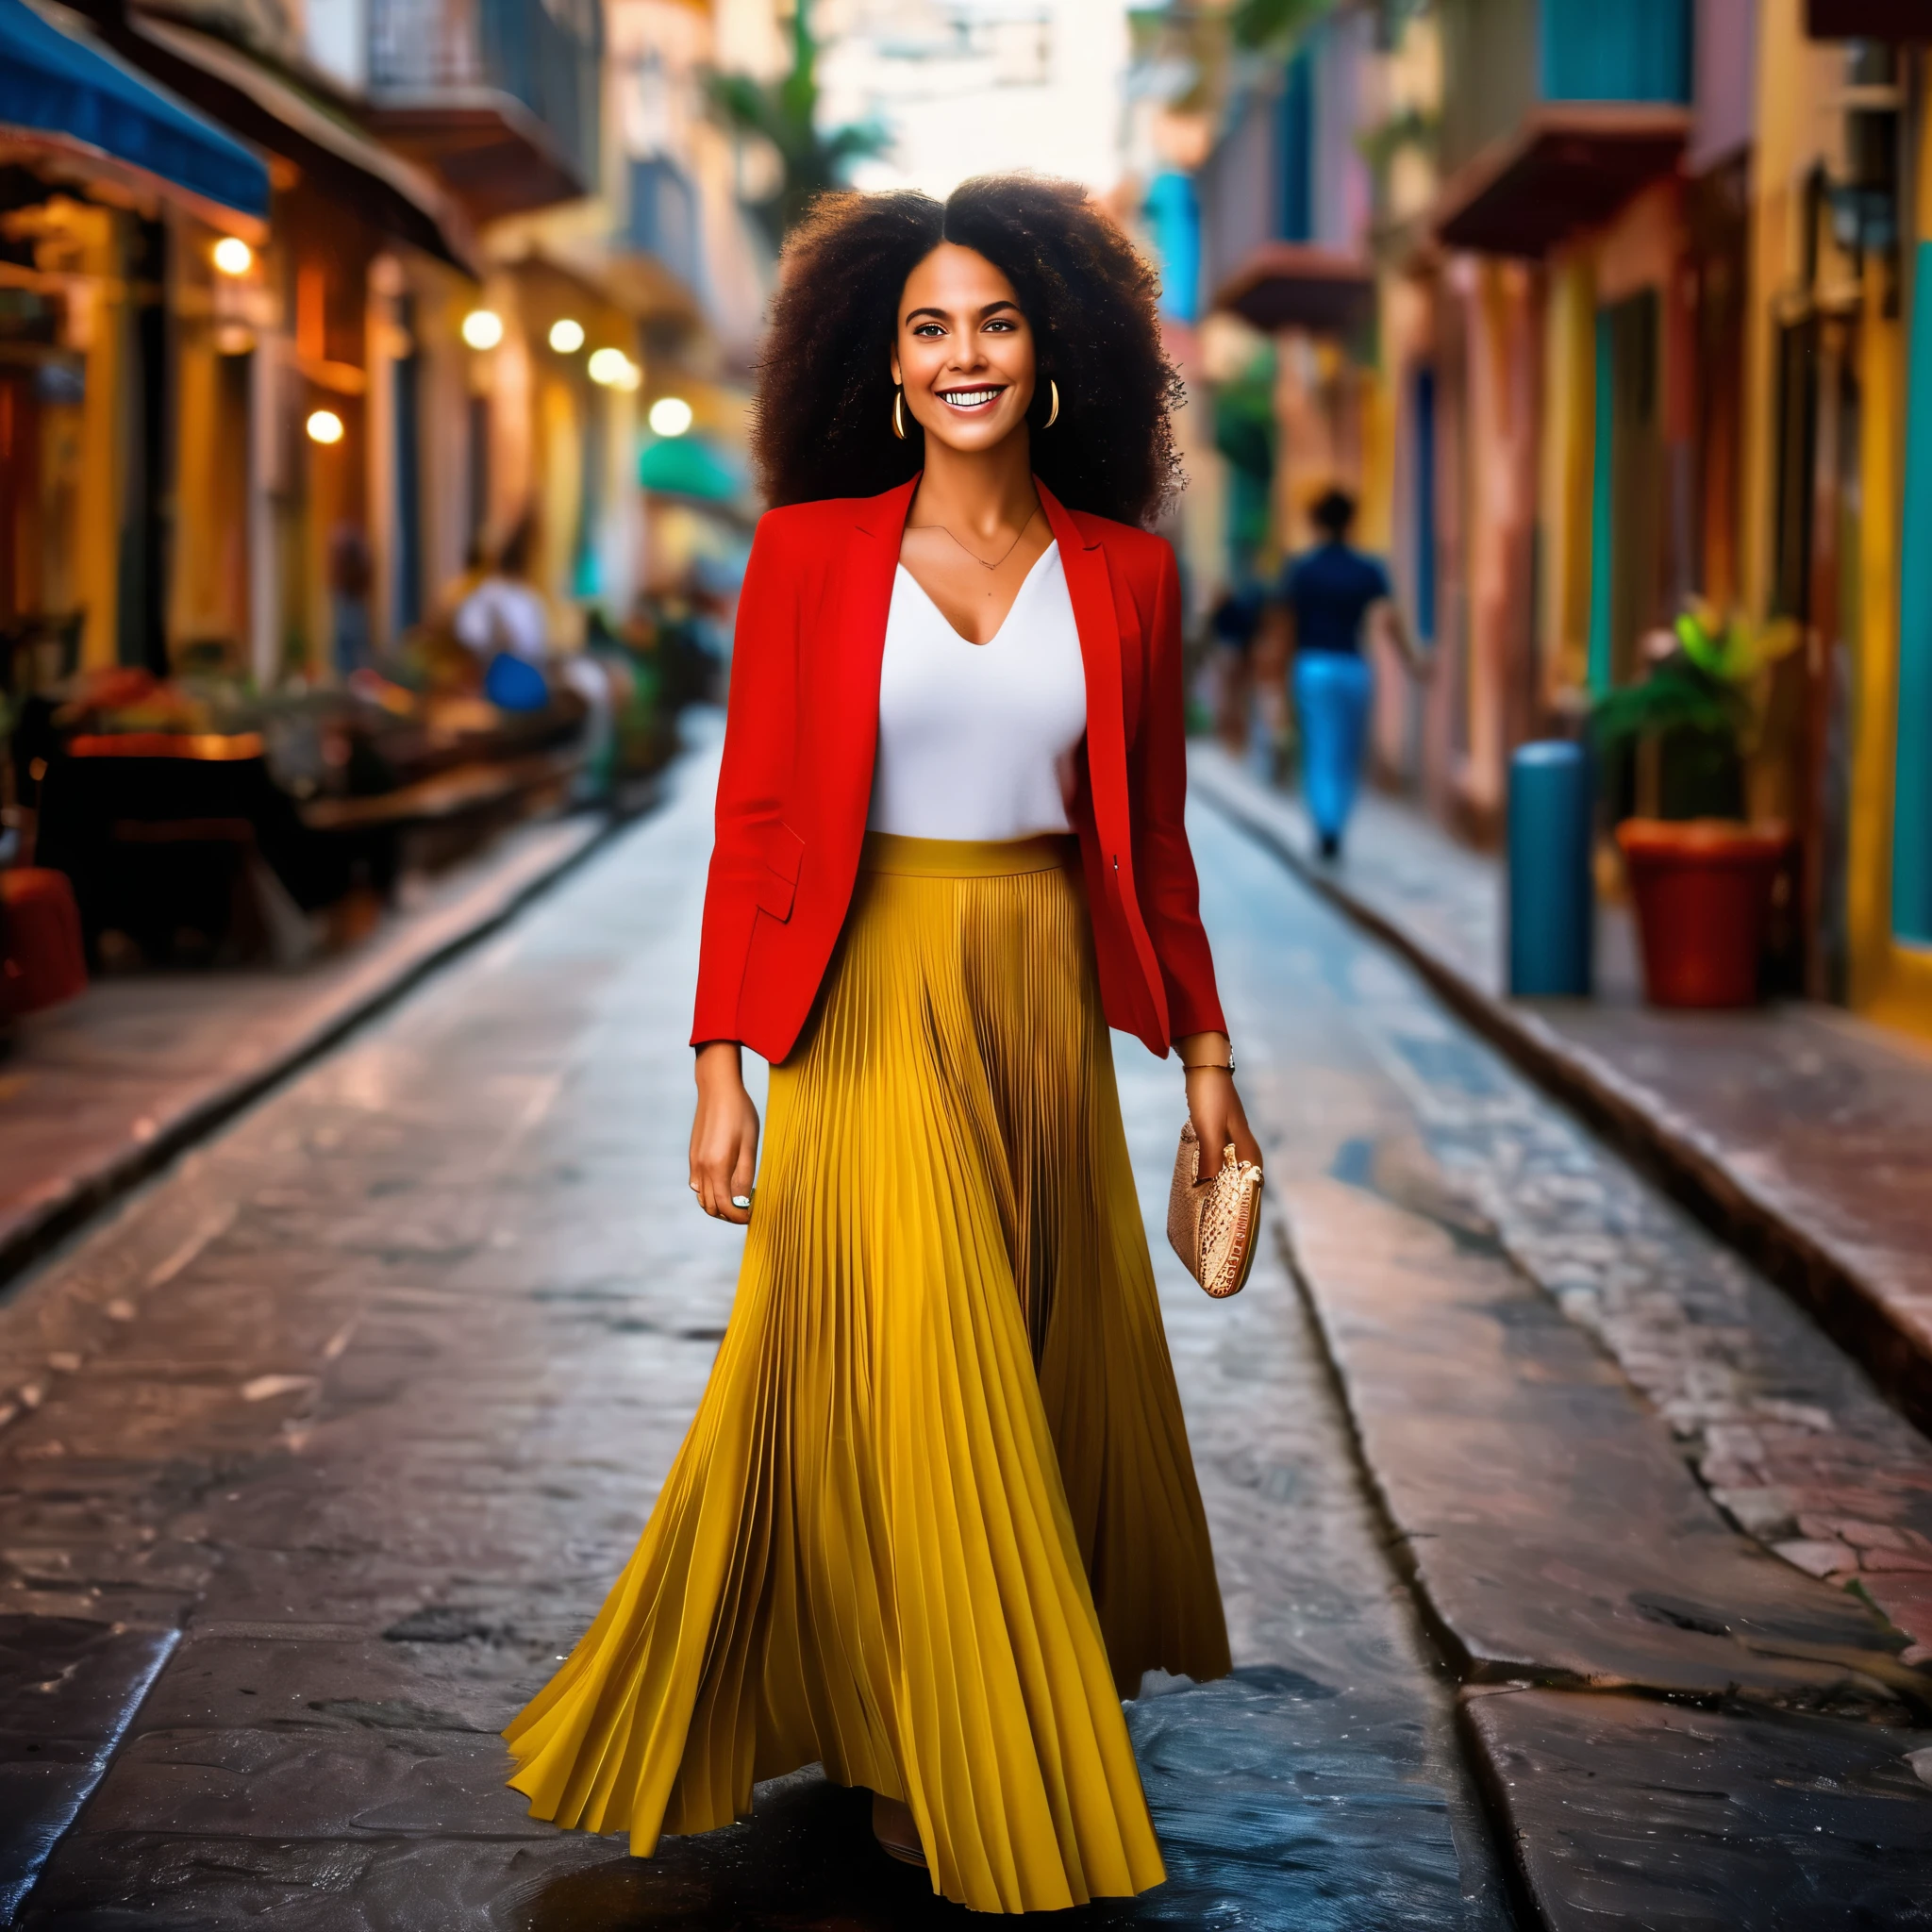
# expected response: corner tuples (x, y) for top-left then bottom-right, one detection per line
(521, 1671), (1462, 1932)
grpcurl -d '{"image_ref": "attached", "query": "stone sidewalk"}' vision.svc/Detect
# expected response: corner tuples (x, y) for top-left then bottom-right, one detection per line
(1191, 747), (1932, 1645)
(0, 808), (617, 1306)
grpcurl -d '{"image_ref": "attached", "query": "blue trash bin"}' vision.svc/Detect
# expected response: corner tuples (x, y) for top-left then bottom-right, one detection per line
(1507, 741), (1593, 997)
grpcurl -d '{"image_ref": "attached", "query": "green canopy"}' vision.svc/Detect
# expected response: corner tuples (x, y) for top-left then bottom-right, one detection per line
(639, 435), (740, 503)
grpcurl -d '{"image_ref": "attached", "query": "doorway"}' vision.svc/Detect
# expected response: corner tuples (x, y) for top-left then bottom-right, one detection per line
(1588, 287), (1663, 695)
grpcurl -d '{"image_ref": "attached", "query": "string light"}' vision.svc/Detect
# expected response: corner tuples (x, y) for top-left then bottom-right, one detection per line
(549, 318), (585, 352)
(648, 396), (693, 437)
(588, 347), (641, 391)
(212, 237), (254, 276)
(306, 409), (345, 445)
(461, 309), (505, 350)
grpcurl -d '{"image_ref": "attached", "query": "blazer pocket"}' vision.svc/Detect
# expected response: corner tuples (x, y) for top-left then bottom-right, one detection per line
(756, 822), (806, 923)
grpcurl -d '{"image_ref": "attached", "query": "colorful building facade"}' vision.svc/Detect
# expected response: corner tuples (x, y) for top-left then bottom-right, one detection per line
(1, 0), (762, 695)
(1159, 0), (1932, 1039)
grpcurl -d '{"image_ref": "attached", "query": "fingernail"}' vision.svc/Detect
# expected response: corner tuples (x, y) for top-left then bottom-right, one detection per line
(731, 1195), (752, 1210)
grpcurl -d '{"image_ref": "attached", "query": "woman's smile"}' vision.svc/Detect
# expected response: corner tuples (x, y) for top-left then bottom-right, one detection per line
(938, 384), (1008, 412)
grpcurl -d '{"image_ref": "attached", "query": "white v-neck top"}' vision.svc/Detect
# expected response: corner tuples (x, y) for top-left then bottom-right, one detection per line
(867, 541), (1089, 841)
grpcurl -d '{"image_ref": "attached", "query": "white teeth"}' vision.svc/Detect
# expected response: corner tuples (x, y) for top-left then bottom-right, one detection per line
(941, 389), (1001, 408)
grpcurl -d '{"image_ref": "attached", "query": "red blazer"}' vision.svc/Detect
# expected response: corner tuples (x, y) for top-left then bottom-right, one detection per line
(691, 475), (1227, 1062)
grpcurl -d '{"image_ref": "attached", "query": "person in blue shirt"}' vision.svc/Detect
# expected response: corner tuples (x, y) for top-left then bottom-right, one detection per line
(1280, 488), (1426, 858)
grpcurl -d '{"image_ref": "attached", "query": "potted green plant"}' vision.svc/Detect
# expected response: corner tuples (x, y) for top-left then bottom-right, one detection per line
(1592, 604), (1798, 1008)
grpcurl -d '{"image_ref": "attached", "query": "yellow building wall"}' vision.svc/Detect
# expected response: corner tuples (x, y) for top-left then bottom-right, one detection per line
(538, 372), (583, 622)
(1849, 262), (1907, 1019)
(72, 203), (124, 670)
(1538, 247), (1595, 705)
(1853, 65), (1932, 1033)
(1727, 2), (1932, 1034)
(1738, 0), (1839, 622)
(170, 297), (252, 663)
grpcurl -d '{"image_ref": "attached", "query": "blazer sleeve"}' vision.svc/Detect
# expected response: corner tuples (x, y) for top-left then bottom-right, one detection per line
(691, 516), (798, 1046)
(1129, 541), (1228, 1041)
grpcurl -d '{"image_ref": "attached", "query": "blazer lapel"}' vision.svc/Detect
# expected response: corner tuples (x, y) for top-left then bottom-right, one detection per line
(829, 475), (920, 830)
(1038, 480), (1121, 819)
(1038, 479), (1168, 1036)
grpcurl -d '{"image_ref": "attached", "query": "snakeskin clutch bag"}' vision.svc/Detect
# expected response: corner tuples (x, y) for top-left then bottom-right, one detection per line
(1167, 1121), (1263, 1299)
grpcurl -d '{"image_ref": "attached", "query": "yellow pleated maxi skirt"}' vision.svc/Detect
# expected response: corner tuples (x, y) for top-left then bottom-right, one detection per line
(504, 831), (1231, 1913)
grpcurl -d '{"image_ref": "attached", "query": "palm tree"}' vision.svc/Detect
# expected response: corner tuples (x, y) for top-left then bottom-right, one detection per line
(1230, 0), (1333, 53)
(708, 0), (889, 248)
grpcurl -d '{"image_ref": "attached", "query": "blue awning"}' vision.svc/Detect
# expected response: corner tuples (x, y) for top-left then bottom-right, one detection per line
(0, 0), (269, 223)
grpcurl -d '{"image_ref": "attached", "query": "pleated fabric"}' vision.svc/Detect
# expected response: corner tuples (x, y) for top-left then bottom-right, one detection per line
(505, 831), (1231, 1914)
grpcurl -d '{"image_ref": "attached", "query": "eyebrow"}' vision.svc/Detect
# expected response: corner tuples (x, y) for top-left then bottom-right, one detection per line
(904, 299), (1022, 325)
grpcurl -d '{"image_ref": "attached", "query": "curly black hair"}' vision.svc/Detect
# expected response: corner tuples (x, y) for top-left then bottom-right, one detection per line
(750, 175), (1184, 527)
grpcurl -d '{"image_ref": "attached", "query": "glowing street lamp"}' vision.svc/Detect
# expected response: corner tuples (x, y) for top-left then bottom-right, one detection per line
(548, 317), (585, 353)
(648, 395), (693, 438)
(306, 409), (345, 445)
(212, 236), (254, 276)
(588, 347), (641, 391)
(461, 308), (505, 350)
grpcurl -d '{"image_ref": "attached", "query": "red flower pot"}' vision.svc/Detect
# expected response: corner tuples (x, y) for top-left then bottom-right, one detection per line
(0, 868), (89, 1020)
(1615, 819), (1790, 1009)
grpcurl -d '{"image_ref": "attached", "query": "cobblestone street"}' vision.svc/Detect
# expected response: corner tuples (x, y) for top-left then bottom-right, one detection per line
(3, 731), (1930, 1929)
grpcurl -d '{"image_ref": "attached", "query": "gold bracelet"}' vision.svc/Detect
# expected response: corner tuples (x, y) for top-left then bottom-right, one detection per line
(1180, 1057), (1236, 1074)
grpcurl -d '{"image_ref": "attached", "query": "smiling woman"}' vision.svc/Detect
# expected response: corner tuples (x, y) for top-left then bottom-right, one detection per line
(751, 175), (1182, 526)
(505, 173), (1255, 1916)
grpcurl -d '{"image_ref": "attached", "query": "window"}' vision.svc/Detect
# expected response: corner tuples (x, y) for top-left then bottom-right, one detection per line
(625, 156), (699, 291)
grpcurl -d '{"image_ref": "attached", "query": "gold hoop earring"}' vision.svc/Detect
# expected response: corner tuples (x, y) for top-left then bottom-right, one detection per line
(891, 389), (908, 441)
(1043, 378), (1060, 428)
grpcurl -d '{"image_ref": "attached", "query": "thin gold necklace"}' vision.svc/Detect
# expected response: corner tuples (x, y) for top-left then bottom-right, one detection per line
(907, 506), (1040, 572)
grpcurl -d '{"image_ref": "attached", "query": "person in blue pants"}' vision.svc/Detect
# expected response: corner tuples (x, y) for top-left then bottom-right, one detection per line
(1280, 488), (1427, 860)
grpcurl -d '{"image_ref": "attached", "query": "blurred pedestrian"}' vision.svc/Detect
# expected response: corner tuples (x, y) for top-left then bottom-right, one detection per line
(1281, 487), (1427, 859)
(434, 533), (490, 625)
(504, 176), (1253, 1913)
(453, 514), (548, 666)
(454, 515), (552, 712)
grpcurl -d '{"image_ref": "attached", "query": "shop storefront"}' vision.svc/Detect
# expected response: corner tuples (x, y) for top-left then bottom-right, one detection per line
(0, 0), (269, 678)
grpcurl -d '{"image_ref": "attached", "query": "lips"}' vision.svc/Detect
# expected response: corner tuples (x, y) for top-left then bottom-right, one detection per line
(937, 386), (1006, 411)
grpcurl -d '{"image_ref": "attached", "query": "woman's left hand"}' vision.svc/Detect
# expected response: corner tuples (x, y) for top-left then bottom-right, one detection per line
(1177, 1033), (1262, 1173)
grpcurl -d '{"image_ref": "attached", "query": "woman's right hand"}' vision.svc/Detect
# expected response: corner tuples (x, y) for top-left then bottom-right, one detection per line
(690, 1041), (760, 1224)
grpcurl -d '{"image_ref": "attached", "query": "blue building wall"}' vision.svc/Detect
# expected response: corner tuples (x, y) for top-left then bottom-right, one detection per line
(1894, 238), (1932, 942)
(1144, 171), (1201, 324)
(1275, 45), (1313, 242)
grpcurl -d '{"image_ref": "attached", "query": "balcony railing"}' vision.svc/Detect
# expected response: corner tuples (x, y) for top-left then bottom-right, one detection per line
(368, 0), (600, 212)
(1441, 0), (1690, 177)
(1434, 0), (1691, 257)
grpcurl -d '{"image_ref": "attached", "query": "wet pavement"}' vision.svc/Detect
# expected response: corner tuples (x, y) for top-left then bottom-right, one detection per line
(1194, 742), (1932, 1493)
(0, 815), (606, 1297)
(1191, 748), (1932, 1664)
(1, 726), (1929, 1926)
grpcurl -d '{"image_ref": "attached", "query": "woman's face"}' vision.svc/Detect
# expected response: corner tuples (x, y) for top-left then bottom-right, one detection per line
(891, 243), (1037, 455)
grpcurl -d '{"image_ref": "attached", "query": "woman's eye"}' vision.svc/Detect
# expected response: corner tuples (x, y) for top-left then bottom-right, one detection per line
(913, 324), (945, 337)
(986, 320), (1016, 332)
